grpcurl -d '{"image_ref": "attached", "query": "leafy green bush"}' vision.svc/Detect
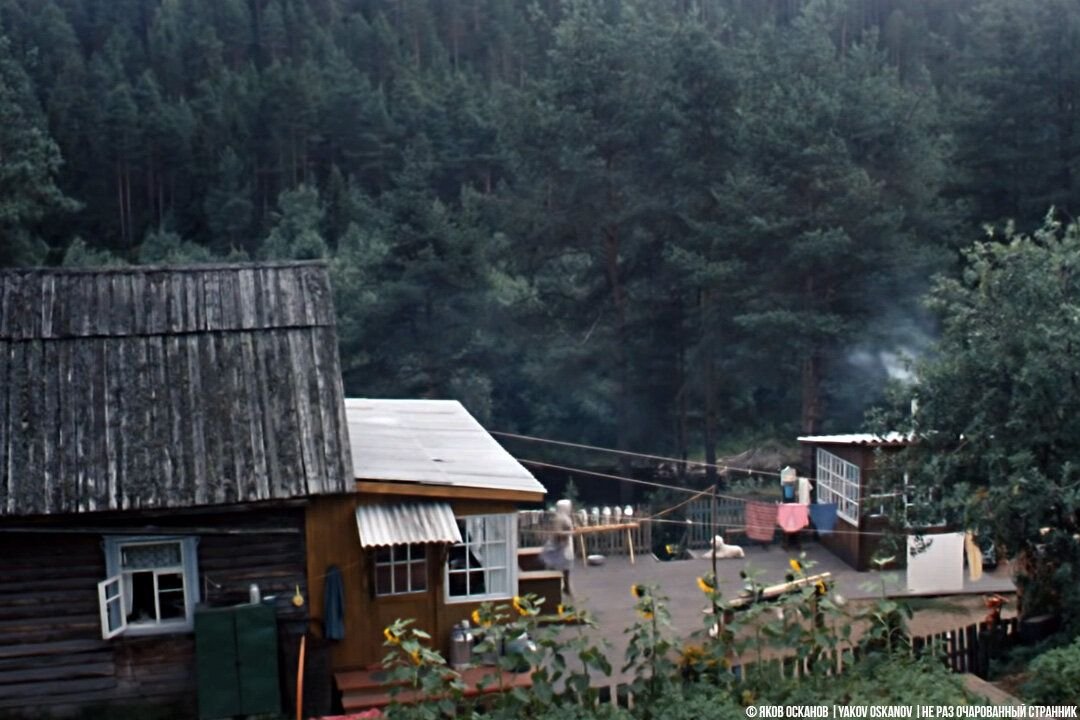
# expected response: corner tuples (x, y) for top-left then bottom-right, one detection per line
(1022, 635), (1080, 705)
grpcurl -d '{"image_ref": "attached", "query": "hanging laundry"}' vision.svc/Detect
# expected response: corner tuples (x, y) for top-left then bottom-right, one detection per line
(907, 533), (965, 593)
(809, 503), (838, 535)
(965, 531), (983, 582)
(777, 503), (809, 533)
(797, 476), (813, 505)
(323, 565), (346, 640)
(744, 500), (778, 543)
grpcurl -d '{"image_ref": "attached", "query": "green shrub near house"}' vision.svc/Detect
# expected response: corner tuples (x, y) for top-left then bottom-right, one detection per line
(1021, 635), (1080, 705)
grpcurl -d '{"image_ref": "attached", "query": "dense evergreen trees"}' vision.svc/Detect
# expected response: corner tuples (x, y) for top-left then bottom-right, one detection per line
(1, 0), (1078, 459)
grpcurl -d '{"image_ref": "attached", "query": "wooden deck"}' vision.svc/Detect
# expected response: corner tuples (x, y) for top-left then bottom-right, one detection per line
(335, 665), (533, 712)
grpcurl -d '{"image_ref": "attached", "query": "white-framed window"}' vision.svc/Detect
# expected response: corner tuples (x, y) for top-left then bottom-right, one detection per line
(815, 448), (861, 524)
(374, 544), (428, 596)
(98, 536), (200, 639)
(445, 514), (516, 603)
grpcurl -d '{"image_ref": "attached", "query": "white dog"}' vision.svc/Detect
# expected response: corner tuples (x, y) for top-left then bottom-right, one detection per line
(701, 534), (744, 560)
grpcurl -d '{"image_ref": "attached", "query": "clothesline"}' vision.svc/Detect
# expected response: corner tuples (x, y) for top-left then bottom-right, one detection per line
(495, 430), (792, 479)
(642, 515), (899, 538)
(516, 458), (852, 539)
(518, 458), (767, 502)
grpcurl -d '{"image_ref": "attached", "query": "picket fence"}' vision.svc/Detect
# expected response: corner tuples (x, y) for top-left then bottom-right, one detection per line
(594, 618), (1021, 708)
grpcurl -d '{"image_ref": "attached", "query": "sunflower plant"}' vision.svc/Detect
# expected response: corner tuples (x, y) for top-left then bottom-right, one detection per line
(623, 584), (676, 718)
(381, 618), (465, 720)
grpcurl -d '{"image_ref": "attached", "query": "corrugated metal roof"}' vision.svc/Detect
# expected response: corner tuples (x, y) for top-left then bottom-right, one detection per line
(796, 432), (913, 446)
(355, 501), (463, 548)
(346, 399), (547, 495)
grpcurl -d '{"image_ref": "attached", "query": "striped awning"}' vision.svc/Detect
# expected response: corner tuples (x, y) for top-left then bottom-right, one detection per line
(355, 501), (462, 548)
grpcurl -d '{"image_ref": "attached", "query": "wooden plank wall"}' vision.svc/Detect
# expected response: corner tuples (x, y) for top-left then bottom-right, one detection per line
(0, 263), (353, 516)
(0, 507), (308, 716)
(305, 495), (519, 670)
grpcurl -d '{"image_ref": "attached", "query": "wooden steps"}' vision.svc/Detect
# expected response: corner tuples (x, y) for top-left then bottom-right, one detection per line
(335, 665), (533, 712)
(517, 546), (547, 572)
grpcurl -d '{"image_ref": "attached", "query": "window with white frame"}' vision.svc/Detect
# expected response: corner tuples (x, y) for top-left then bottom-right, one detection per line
(374, 544), (428, 596)
(815, 448), (861, 524)
(98, 536), (199, 639)
(445, 514), (515, 602)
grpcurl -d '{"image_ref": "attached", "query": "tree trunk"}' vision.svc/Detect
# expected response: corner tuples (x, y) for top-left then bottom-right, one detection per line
(603, 223), (632, 504)
(702, 289), (718, 488)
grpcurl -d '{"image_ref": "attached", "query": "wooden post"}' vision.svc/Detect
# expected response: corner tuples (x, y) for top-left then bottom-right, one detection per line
(579, 533), (588, 569)
(711, 484), (718, 582)
(627, 527), (635, 564)
(296, 634), (306, 720)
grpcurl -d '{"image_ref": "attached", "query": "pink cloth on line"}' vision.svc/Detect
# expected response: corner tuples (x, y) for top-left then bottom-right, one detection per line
(744, 500), (778, 542)
(777, 503), (809, 533)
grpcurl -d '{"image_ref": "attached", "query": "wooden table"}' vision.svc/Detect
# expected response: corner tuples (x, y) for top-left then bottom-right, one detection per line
(572, 522), (640, 567)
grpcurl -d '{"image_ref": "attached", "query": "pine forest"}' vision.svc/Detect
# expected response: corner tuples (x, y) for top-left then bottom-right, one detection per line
(2, 0), (1078, 463)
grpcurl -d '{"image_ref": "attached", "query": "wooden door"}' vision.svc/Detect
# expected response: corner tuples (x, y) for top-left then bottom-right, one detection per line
(367, 544), (442, 665)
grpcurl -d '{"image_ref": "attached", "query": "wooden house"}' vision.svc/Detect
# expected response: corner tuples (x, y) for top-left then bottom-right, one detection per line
(0, 263), (354, 716)
(0, 263), (548, 717)
(305, 398), (547, 692)
(796, 433), (912, 571)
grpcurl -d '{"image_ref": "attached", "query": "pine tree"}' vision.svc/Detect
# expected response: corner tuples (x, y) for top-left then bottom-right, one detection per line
(0, 36), (77, 266)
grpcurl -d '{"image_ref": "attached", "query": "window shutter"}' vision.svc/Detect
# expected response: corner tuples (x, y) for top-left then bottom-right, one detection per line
(98, 575), (127, 639)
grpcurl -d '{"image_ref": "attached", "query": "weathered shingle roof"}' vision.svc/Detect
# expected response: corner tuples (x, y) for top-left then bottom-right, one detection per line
(0, 262), (353, 516)
(346, 398), (546, 497)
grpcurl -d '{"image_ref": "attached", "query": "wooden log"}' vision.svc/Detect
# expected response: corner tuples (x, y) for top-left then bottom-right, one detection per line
(726, 573), (833, 609)
(0, 662), (115, 686)
(0, 639), (107, 661)
(0, 676), (117, 700)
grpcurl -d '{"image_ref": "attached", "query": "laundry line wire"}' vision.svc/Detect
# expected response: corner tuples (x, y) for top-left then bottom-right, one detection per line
(518, 458), (761, 503)
(643, 515), (900, 538)
(494, 430), (789, 479)
(519, 459), (904, 539)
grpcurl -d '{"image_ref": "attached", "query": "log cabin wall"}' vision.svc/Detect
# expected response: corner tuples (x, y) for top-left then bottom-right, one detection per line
(0, 507), (307, 717)
(305, 494), (519, 670)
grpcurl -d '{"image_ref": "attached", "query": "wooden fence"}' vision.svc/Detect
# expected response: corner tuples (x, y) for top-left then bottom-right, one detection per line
(592, 618), (1021, 708)
(683, 497), (745, 548)
(518, 510), (652, 558)
(911, 617), (1020, 677)
(520, 496), (751, 557)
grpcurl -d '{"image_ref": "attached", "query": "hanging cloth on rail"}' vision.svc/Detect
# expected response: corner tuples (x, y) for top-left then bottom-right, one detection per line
(323, 565), (346, 640)
(744, 500), (778, 543)
(777, 503), (809, 533)
(809, 503), (838, 535)
(965, 531), (983, 582)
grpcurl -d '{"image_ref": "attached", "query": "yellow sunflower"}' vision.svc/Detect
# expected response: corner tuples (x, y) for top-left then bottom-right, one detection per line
(409, 648), (422, 665)
(631, 584), (645, 599)
(512, 596), (527, 616)
(556, 603), (565, 616)
(639, 609), (654, 620)
(383, 626), (399, 645)
(789, 558), (803, 574)
(696, 576), (714, 594)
